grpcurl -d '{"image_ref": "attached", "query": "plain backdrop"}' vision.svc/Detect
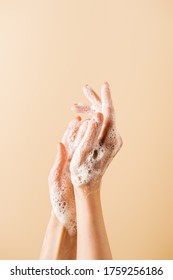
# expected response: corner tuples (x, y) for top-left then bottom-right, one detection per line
(0, 0), (173, 259)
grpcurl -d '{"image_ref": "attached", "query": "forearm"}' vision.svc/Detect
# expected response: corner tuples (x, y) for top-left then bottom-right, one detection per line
(74, 185), (112, 260)
(39, 211), (77, 260)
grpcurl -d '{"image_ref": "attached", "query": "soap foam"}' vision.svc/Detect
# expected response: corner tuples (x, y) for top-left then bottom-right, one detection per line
(70, 127), (122, 189)
(49, 119), (89, 235)
(48, 164), (77, 236)
(70, 84), (123, 193)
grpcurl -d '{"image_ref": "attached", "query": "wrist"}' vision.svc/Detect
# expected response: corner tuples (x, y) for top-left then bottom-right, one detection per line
(50, 210), (59, 226)
(74, 187), (102, 226)
(74, 184), (101, 201)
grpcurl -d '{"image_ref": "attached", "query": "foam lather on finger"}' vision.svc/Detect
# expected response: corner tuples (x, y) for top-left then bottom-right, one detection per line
(101, 82), (113, 107)
(70, 113), (103, 167)
(78, 113), (102, 149)
(71, 103), (94, 116)
(74, 120), (89, 147)
(62, 116), (81, 145)
(70, 113), (104, 187)
(61, 117), (83, 162)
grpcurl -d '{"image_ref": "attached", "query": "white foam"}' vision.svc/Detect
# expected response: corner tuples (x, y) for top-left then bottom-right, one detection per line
(70, 127), (122, 189)
(48, 164), (77, 236)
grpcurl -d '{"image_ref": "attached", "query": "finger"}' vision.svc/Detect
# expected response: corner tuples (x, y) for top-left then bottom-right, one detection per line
(101, 81), (113, 109)
(77, 113), (103, 163)
(99, 82), (115, 143)
(55, 142), (66, 172)
(82, 85), (102, 111)
(74, 119), (89, 147)
(48, 142), (67, 184)
(81, 112), (103, 147)
(71, 103), (94, 116)
(61, 116), (81, 145)
(70, 113), (103, 171)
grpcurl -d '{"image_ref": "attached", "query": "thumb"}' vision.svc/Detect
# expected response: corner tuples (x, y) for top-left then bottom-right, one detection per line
(48, 142), (67, 185)
(55, 142), (67, 174)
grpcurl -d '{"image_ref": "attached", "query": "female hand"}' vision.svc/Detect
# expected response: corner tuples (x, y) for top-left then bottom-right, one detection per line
(70, 82), (123, 195)
(48, 117), (88, 234)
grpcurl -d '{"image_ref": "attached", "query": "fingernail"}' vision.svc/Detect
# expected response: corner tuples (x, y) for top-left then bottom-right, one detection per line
(105, 81), (110, 88)
(82, 86), (87, 95)
(83, 84), (92, 94)
(86, 85), (92, 91)
(94, 113), (103, 123)
(102, 81), (110, 91)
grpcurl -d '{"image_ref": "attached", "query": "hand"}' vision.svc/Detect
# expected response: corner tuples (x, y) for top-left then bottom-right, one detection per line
(70, 82), (123, 194)
(48, 117), (88, 234)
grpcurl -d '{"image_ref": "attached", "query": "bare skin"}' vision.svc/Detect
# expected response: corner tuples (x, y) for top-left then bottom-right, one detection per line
(40, 81), (123, 260)
(39, 211), (76, 260)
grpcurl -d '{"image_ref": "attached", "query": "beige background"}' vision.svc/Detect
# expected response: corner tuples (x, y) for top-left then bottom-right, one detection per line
(0, 0), (173, 259)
